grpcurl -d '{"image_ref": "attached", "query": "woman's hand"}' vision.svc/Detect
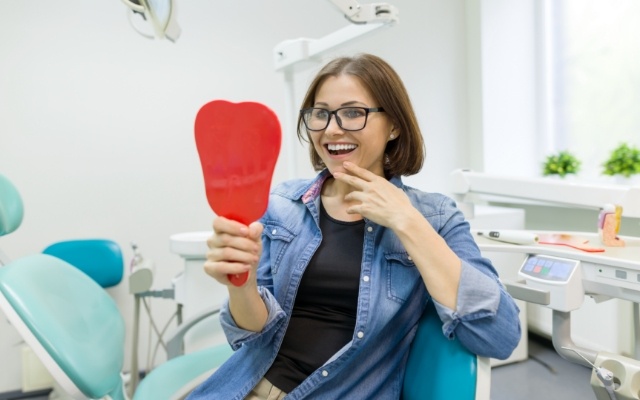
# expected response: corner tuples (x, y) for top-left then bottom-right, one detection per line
(335, 162), (462, 309)
(333, 161), (418, 230)
(204, 216), (263, 288)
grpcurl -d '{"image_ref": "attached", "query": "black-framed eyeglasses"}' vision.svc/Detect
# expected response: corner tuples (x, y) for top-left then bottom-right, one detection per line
(300, 107), (385, 131)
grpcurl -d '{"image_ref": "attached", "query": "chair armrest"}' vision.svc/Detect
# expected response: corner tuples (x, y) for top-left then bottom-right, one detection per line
(475, 356), (492, 400)
(165, 306), (222, 360)
(133, 344), (233, 400)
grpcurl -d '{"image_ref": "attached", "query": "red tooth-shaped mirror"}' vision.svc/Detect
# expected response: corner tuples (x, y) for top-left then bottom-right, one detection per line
(195, 100), (281, 286)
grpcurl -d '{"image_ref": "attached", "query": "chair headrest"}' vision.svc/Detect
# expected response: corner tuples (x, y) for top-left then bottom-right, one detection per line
(42, 239), (124, 288)
(0, 174), (24, 237)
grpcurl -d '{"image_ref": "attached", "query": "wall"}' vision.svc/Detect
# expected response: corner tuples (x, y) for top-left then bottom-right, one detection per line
(0, 0), (471, 392)
(466, 0), (540, 176)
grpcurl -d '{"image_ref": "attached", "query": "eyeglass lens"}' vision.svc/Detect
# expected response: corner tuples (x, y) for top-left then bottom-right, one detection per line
(303, 108), (370, 131)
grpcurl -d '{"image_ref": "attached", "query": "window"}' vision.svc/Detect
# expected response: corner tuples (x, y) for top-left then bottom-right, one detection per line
(544, 0), (640, 179)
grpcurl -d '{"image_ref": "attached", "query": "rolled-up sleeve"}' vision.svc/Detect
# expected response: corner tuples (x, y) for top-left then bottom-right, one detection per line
(432, 261), (521, 360)
(429, 195), (522, 360)
(433, 261), (500, 333)
(220, 286), (287, 351)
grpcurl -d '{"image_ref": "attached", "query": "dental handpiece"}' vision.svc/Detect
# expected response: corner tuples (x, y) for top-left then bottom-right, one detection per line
(476, 230), (539, 245)
(562, 347), (617, 400)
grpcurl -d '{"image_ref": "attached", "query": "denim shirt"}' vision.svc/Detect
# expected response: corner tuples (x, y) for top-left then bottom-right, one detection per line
(187, 171), (521, 400)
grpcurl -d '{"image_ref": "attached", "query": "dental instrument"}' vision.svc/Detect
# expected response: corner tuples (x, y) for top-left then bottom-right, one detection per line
(562, 347), (617, 400)
(476, 230), (539, 245)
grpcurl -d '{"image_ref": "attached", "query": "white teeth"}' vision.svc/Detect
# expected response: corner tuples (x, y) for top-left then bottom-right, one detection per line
(327, 143), (357, 151)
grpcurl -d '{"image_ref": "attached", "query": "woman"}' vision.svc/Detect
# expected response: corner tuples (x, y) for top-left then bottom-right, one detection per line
(187, 53), (520, 399)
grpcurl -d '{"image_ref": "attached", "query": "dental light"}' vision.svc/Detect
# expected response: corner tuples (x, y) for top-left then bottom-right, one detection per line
(120, 0), (181, 42)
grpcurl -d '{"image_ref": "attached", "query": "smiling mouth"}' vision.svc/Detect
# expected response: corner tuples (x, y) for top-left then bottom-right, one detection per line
(327, 143), (357, 155)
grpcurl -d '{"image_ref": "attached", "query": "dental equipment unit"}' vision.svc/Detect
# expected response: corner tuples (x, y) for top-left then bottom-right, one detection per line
(451, 169), (640, 400)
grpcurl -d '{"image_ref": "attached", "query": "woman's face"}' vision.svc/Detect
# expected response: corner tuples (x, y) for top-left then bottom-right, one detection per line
(309, 74), (395, 177)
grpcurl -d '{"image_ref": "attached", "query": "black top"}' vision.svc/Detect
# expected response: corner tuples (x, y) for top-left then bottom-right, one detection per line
(265, 202), (364, 392)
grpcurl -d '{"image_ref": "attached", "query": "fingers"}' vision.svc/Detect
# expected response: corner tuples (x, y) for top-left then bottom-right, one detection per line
(248, 221), (264, 240)
(203, 259), (252, 284)
(210, 217), (261, 251)
(212, 216), (249, 236)
(333, 161), (379, 187)
(343, 161), (378, 180)
(207, 240), (259, 264)
(205, 217), (263, 285)
(332, 162), (412, 226)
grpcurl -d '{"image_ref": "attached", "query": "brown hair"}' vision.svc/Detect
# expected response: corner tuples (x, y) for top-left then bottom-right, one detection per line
(297, 53), (425, 177)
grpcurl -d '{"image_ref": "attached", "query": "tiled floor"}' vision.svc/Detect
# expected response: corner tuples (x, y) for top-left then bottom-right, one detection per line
(492, 334), (596, 399)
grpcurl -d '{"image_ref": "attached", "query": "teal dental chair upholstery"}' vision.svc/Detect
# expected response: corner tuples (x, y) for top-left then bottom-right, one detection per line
(402, 301), (491, 399)
(0, 173), (233, 399)
(0, 174), (23, 237)
(42, 239), (124, 288)
(0, 174), (24, 265)
(0, 256), (232, 400)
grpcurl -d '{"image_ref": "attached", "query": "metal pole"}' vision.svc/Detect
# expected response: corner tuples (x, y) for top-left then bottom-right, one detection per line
(129, 295), (141, 396)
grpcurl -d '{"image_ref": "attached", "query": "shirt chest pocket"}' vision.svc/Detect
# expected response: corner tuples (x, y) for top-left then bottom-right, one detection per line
(264, 223), (296, 275)
(384, 252), (420, 304)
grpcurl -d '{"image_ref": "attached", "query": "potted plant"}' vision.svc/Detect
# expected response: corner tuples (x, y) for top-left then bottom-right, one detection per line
(542, 150), (581, 178)
(602, 143), (640, 178)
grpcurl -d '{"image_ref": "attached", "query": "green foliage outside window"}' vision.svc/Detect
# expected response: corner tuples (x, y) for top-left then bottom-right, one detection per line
(542, 151), (581, 177)
(602, 143), (640, 178)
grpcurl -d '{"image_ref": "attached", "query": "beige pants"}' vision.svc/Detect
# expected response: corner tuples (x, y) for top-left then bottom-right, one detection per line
(245, 378), (288, 400)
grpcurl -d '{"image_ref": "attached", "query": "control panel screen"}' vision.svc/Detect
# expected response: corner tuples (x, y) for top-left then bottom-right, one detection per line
(520, 255), (578, 282)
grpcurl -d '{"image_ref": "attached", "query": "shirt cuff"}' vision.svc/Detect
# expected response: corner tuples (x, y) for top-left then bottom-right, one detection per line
(432, 261), (501, 337)
(220, 286), (286, 349)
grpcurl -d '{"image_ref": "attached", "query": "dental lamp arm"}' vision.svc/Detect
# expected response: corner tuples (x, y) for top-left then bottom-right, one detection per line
(273, 1), (398, 71)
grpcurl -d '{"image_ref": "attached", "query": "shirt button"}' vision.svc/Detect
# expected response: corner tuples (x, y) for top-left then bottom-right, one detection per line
(271, 229), (277, 235)
(363, 275), (370, 282)
(367, 226), (373, 232)
(322, 370), (329, 377)
(408, 256), (412, 261)
(357, 331), (364, 339)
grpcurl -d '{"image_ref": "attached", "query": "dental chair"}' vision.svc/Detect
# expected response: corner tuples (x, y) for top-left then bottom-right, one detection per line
(0, 173), (489, 399)
(0, 174), (232, 399)
(0, 254), (232, 400)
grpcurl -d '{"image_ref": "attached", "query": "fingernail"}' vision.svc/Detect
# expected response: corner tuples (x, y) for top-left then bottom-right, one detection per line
(343, 161), (352, 167)
(239, 227), (249, 236)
